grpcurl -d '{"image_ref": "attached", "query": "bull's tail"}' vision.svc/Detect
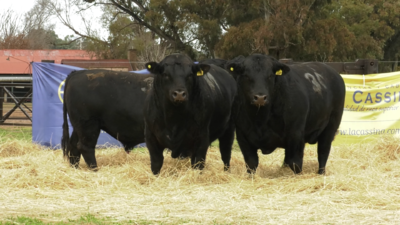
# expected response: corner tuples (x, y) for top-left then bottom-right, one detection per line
(61, 86), (70, 160)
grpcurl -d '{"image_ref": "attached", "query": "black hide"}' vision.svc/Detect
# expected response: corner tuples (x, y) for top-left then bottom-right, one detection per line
(61, 69), (154, 169)
(144, 54), (237, 175)
(227, 54), (345, 174)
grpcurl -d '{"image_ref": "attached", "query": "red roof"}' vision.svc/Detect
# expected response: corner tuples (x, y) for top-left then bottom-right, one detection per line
(0, 49), (95, 74)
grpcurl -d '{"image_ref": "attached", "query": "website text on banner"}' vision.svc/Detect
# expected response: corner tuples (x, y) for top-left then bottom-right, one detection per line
(336, 71), (400, 144)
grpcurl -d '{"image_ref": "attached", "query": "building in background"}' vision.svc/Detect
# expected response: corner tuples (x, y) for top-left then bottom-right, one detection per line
(0, 49), (135, 100)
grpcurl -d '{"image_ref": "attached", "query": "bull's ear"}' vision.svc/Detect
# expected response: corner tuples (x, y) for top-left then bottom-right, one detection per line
(226, 62), (243, 80)
(226, 55), (245, 80)
(272, 61), (290, 76)
(192, 64), (210, 76)
(145, 62), (163, 74)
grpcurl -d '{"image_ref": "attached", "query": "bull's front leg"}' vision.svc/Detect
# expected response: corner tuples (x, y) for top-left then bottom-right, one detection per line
(191, 129), (210, 170)
(145, 127), (164, 175)
(284, 131), (305, 174)
(236, 130), (259, 174)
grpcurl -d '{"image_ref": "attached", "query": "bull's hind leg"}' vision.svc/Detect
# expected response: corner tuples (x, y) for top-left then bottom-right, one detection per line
(76, 121), (100, 170)
(316, 122), (339, 175)
(218, 123), (235, 171)
(68, 130), (81, 168)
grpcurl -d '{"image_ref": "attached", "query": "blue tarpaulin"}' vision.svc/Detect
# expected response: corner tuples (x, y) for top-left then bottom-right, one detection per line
(32, 62), (149, 149)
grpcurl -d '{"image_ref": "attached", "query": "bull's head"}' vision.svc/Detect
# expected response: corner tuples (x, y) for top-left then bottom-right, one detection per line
(227, 54), (290, 107)
(145, 54), (210, 105)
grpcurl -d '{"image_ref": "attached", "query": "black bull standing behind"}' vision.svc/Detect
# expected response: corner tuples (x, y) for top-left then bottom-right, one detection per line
(62, 70), (154, 169)
(227, 54), (345, 174)
(144, 54), (237, 175)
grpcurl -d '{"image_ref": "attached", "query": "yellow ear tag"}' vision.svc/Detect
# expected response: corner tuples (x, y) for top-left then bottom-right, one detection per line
(197, 70), (204, 76)
(147, 64), (151, 69)
(230, 67), (234, 71)
(275, 69), (282, 75)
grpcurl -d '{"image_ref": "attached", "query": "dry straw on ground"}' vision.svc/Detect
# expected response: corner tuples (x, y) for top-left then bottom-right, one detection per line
(0, 136), (400, 224)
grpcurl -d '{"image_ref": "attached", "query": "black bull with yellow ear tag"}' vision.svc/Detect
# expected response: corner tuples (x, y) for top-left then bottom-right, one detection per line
(143, 54), (238, 175)
(226, 54), (346, 176)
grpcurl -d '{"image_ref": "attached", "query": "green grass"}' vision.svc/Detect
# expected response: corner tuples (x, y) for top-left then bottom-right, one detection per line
(0, 127), (32, 142)
(0, 214), (199, 225)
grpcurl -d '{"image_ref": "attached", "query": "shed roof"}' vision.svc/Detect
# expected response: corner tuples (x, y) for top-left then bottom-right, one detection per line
(0, 49), (95, 74)
(61, 59), (133, 71)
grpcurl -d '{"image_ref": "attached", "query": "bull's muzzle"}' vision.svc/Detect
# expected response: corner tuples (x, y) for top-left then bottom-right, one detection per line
(172, 90), (187, 102)
(253, 94), (267, 106)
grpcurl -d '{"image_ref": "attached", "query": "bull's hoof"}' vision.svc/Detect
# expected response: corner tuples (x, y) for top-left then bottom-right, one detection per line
(289, 163), (302, 174)
(246, 168), (256, 174)
(70, 163), (80, 169)
(87, 163), (99, 172)
(318, 168), (326, 175)
(192, 164), (205, 170)
(223, 165), (230, 172)
(89, 167), (99, 172)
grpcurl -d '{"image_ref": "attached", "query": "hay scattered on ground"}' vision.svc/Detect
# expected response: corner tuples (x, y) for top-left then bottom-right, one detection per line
(0, 136), (400, 224)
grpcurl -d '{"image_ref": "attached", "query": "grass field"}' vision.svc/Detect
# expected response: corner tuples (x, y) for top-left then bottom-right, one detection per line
(0, 127), (400, 224)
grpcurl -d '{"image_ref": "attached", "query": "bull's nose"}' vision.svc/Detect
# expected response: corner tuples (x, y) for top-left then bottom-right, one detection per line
(172, 90), (187, 102)
(253, 94), (267, 106)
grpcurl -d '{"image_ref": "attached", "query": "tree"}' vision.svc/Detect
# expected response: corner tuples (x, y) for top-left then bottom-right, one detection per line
(0, 0), (66, 50)
(52, 0), (400, 62)
(217, 0), (400, 62)
(77, 0), (232, 59)
(0, 9), (29, 49)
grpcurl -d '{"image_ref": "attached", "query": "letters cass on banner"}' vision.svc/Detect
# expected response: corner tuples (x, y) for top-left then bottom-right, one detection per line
(32, 62), (124, 148)
(336, 71), (400, 144)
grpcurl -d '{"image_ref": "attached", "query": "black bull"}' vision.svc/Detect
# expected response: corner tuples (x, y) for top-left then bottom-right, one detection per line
(61, 70), (154, 169)
(144, 54), (237, 175)
(227, 54), (346, 174)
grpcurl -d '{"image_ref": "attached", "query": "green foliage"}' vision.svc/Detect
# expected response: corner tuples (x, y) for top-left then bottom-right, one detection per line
(84, 10), (136, 59)
(215, 0), (400, 61)
(53, 35), (81, 50)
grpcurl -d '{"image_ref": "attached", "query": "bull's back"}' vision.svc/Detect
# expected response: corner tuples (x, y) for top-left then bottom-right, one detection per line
(64, 70), (153, 142)
(205, 65), (237, 104)
(66, 70), (149, 112)
(288, 63), (345, 140)
(290, 62), (345, 107)
(203, 65), (237, 139)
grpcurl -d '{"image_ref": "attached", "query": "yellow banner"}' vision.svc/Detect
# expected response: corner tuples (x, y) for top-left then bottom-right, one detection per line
(335, 71), (400, 144)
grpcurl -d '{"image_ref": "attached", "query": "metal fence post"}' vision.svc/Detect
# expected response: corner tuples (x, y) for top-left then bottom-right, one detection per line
(0, 87), (3, 122)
